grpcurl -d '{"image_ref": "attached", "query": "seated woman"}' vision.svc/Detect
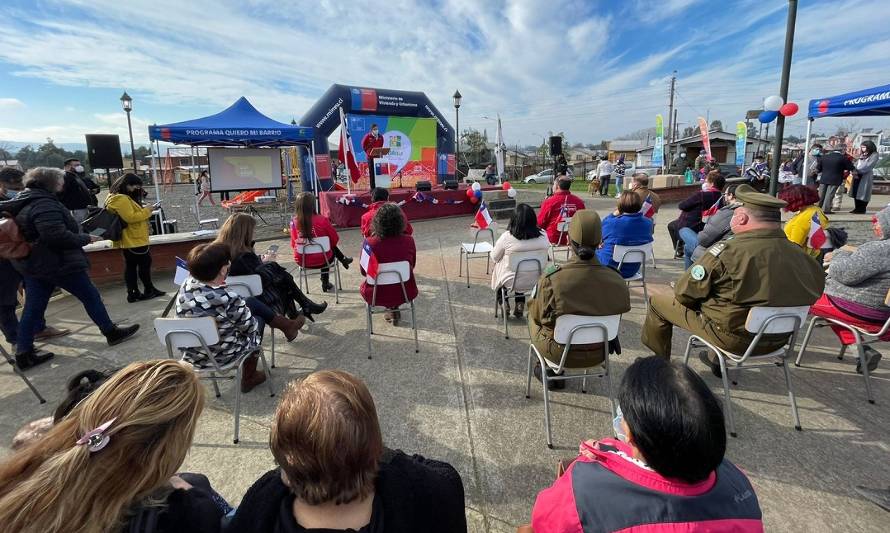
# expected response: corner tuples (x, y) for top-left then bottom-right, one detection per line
(217, 213), (328, 322)
(690, 184), (738, 264)
(596, 191), (654, 278)
(491, 203), (549, 318)
(667, 171), (725, 263)
(228, 370), (466, 533)
(527, 211), (630, 390)
(531, 356), (763, 532)
(360, 203), (418, 325)
(811, 206), (890, 373)
(290, 192), (352, 293)
(175, 242), (267, 392)
(779, 184), (829, 258)
(0, 360), (227, 533)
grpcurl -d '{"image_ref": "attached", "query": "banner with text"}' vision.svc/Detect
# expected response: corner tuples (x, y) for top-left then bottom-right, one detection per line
(346, 114), (438, 188)
(735, 121), (747, 166)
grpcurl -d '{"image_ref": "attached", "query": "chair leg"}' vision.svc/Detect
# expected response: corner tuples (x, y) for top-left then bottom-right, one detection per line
(465, 254), (470, 288)
(270, 332), (276, 368)
(582, 369), (588, 394)
(682, 336), (696, 366)
(333, 265), (340, 304)
(259, 351), (275, 397)
(211, 373), (222, 398)
(525, 346), (534, 399)
(838, 344), (848, 361)
(366, 305), (373, 360)
(604, 355), (616, 419)
(410, 302), (419, 354)
(718, 356), (737, 437)
(336, 263), (343, 290)
(458, 249), (463, 277)
(233, 366), (243, 444)
(780, 357), (802, 430)
(794, 316), (820, 366)
(642, 281), (649, 306)
(1, 348), (46, 404)
(503, 299), (509, 339)
(855, 338), (875, 404)
(542, 365), (554, 449)
(485, 252), (490, 274)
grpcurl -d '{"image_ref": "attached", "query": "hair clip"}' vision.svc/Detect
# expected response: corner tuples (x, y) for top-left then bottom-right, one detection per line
(76, 418), (117, 452)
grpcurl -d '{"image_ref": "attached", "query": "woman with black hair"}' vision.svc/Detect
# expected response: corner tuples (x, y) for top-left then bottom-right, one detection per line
(106, 173), (164, 302)
(850, 140), (879, 214)
(359, 203), (417, 325)
(531, 356), (763, 531)
(490, 203), (549, 317)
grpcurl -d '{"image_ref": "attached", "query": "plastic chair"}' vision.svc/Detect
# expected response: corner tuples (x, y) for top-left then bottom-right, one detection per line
(795, 289), (890, 404)
(495, 251), (548, 339)
(682, 306), (811, 437)
(526, 313), (621, 448)
(549, 218), (572, 264)
(295, 236), (341, 304)
(154, 316), (274, 444)
(365, 261), (419, 359)
(226, 274), (278, 369)
(459, 228), (495, 288)
(0, 343), (46, 404)
(612, 243), (654, 305)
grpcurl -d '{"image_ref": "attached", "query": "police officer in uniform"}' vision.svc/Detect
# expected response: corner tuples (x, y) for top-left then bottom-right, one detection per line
(641, 184), (825, 376)
(528, 210), (631, 388)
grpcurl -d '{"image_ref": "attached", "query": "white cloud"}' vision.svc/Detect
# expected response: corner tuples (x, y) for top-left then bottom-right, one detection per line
(0, 98), (24, 109)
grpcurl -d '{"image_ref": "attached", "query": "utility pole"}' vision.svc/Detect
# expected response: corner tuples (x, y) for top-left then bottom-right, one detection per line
(769, 0), (798, 196)
(665, 70), (677, 172)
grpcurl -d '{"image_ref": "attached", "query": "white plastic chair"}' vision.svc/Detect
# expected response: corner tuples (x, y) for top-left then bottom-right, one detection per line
(495, 250), (548, 339)
(154, 316), (274, 444)
(549, 217), (573, 264)
(295, 236), (341, 304)
(226, 274), (279, 369)
(365, 261), (419, 359)
(612, 243), (654, 305)
(682, 305), (811, 437)
(459, 228), (495, 288)
(525, 313), (621, 448)
(795, 289), (890, 404)
(0, 343), (46, 404)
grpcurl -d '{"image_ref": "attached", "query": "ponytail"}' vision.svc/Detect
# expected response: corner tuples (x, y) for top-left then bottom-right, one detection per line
(574, 242), (596, 260)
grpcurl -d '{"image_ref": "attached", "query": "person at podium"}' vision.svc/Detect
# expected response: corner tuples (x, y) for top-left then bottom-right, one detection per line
(361, 123), (385, 189)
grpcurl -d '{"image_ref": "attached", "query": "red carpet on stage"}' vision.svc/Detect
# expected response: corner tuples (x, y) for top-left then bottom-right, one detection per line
(320, 187), (481, 228)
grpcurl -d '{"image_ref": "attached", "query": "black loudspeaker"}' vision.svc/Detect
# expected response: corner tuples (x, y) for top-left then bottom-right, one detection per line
(549, 135), (563, 156)
(443, 180), (458, 190)
(85, 134), (124, 169)
(415, 180), (432, 192)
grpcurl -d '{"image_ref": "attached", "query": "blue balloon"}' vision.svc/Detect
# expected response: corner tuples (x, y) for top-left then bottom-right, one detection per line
(474, 189), (483, 199)
(758, 110), (778, 124)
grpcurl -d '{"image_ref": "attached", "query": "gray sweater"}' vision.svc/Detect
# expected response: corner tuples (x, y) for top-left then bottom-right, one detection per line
(825, 240), (890, 311)
(691, 207), (734, 262)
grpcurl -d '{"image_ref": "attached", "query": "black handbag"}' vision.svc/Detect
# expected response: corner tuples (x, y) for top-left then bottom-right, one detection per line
(82, 206), (127, 241)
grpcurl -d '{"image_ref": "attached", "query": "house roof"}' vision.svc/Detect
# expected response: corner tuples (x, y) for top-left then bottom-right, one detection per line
(607, 140), (645, 151)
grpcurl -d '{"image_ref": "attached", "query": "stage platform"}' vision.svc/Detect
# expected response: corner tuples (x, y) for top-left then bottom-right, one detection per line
(320, 186), (494, 228)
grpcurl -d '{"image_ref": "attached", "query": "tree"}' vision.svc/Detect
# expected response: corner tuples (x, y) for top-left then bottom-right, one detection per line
(12, 139), (91, 171)
(615, 127), (656, 141)
(461, 128), (492, 167)
(0, 142), (14, 165)
(709, 120), (723, 131)
(681, 126), (697, 138)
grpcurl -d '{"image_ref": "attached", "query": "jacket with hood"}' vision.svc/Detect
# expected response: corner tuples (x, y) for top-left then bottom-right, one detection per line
(0, 186), (91, 280)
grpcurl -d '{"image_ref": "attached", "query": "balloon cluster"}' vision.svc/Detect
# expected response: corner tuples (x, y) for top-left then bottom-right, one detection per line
(502, 180), (517, 198)
(758, 95), (799, 123)
(465, 182), (483, 204)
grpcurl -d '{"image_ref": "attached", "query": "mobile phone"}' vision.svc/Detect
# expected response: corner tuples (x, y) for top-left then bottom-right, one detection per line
(152, 201), (162, 208)
(265, 244), (279, 254)
(89, 228), (105, 237)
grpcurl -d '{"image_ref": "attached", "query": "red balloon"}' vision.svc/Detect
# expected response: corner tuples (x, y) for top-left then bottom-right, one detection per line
(466, 187), (474, 198)
(780, 102), (799, 117)
(469, 195), (479, 204)
(502, 181), (512, 190)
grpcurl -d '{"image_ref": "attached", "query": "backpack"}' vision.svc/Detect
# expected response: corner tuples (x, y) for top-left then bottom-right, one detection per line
(0, 213), (32, 259)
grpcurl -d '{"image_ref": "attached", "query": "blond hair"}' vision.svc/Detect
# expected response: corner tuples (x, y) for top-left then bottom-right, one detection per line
(215, 213), (257, 258)
(0, 360), (204, 533)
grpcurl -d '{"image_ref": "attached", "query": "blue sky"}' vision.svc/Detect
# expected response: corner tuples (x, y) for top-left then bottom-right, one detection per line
(1, 0), (888, 149)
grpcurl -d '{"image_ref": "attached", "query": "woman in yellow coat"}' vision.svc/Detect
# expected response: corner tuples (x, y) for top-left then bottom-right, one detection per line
(106, 173), (165, 302)
(779, 184), (829, 258)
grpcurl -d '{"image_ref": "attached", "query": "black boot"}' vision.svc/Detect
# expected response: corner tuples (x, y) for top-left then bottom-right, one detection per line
(339, 256), (354, 270)
(292, 290), (327, 322)
(14, 349), (54, 370)
(105, 324), (140, 346)
(127, 290), (143, 303)
(320, 273), (334, 293)
(140, 287), (166, 300)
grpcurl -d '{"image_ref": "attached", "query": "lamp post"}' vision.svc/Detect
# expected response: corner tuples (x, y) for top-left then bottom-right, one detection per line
(120, 92), (137, 171)
(453, 90), (461, 178)
(768, 0), (798, 196)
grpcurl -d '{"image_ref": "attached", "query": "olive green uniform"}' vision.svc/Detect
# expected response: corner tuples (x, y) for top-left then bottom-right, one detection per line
(642, 228), (825, 357)
(528, 258), (631, 367)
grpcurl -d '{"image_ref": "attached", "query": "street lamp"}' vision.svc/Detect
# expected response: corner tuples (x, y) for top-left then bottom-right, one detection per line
(453, 90), (461, 178)
(120, 91), (137, 171)
(290, 118), (297, 125)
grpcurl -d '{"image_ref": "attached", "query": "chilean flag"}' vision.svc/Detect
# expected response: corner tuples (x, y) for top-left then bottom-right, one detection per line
(360, 240), (379, 279)
(808, 212), (827, 249)
(174, 256), (190, 285)
(702, 198), (721, 219)
(338, 108), (361, 183)
(475, 201), (493, 229)
(640, 194), (655, 218)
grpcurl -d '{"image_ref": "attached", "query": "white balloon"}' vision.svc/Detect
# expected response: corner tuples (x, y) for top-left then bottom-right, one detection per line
(763, 95), (784, 112)
(471, 182), (481, 191)
(507, 187), (517, 198)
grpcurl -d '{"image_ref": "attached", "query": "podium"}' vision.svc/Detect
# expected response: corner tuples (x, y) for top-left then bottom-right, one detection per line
(368, 147), (392, 188)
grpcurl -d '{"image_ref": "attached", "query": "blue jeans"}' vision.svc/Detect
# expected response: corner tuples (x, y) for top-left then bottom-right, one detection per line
(17, 271), (114, 353)
(679, 227), (699, 269)
(246, 296), (273, 340)
(614, 176), (623, 195)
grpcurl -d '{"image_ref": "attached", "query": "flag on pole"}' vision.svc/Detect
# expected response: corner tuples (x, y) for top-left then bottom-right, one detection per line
(475, 201), (493, 229)
(640, 194), (656, 218)
(735, 121), (747, 166)
(652, 115), (664, 168)
(338, 108), (360, 183)
(360, 240), (379, 279)
(174, 256), (190, 285)
(808, 212), (827, 249)
(702, 198), (721, 219)
(495, 114), (505, 182)
(698, 117), (712, 161)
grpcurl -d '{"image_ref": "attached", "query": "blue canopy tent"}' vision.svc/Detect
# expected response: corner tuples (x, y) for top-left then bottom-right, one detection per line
(802, 83), (890, 184)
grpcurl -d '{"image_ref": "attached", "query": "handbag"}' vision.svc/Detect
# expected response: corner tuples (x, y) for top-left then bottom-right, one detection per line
(82, 206), (127, 241)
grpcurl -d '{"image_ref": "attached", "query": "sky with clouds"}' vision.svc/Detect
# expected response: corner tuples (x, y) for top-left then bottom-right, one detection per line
(0, 0), (888, 149)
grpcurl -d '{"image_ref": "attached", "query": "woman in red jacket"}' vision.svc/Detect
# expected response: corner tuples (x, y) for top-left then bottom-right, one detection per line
(360, 203), (418, 325)
(290, 192), (353, 293)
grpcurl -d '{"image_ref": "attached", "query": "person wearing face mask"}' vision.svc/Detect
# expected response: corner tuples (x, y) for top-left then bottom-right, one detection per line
(105, 173), (165, 302)
(642, 185), (824, 377)
(813, 142), (855, 215)
(806, 143), (823, 183)
(666, 171), (724, 261)
(59, 158), (94, 227)
(361, 123), (385, 189)
(849, 141), (879, 214)
(530, 356), (763, 532)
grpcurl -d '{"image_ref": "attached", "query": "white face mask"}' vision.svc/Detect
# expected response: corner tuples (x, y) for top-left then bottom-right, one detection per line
(371, 129), (379, 136)
(702, 183), (710, 190)
(74, 165), (85, 173)
(612, 405), (628, 441)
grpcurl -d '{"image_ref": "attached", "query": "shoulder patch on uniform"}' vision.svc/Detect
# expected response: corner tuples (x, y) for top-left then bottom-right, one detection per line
(708, 242), (727, 257)
(690, 264), (707, 281)
(544, 264), (561, 277)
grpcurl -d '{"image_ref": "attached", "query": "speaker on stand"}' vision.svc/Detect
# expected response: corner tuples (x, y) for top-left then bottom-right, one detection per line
(546, 136), (563, 197)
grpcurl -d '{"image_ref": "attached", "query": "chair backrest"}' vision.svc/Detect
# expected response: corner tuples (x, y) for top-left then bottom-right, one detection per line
(507, 251), (548, 292)
(466, 227), (495, 250)
(225, 275), (263, 298)
(296, 235), (332, 255)
(553, 314), (621, 345)
(612, 242), (653, 264)
(744, 306), (811, 335)
(556, 217), (572, 233)
(885, 287), (890, 306)
(154, 316), (219, 352)
(366, 260), (411, 286)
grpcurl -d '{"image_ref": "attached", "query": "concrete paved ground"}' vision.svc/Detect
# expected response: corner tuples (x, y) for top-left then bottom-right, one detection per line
(0, 194), (888, 532)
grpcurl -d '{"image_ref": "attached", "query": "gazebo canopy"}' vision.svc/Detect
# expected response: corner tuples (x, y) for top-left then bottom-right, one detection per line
(807, 83), (890, 119)
(148, 97), (314, 146)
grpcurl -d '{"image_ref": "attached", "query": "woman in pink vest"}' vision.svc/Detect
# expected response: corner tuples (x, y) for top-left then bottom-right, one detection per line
(531, 356), (763, 532)
(290, 192), (353, 293)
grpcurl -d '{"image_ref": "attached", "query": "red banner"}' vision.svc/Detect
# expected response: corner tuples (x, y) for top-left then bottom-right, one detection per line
(698, 117), (712, 161)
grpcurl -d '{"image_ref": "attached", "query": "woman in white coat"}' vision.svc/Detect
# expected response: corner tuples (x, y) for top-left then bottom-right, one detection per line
(850, 140), (879, 214)
(491, 203), (550, 318)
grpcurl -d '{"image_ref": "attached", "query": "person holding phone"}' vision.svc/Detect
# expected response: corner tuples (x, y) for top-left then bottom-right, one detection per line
(106, 173), (165, 302)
